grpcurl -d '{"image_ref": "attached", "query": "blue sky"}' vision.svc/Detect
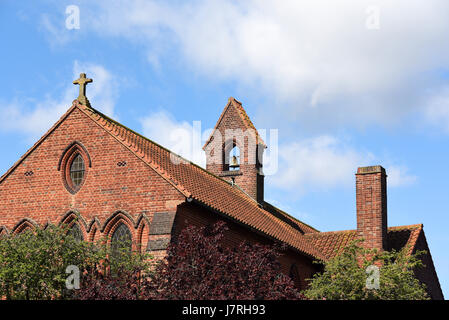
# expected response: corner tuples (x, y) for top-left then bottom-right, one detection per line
(0, 0), (448, 297)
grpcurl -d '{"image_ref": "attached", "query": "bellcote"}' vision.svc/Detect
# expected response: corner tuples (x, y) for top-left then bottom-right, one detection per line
(203, 97), (266, 203)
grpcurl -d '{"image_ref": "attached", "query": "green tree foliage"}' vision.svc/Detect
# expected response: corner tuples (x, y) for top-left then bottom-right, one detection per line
(0, 223), (151, 300)
(304, 240), (429, 300)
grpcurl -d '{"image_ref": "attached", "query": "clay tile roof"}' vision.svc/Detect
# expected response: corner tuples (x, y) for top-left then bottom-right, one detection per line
(304, 230), (357, 260)
(386, 224), (423, 255)
(75, 101), (324, 260)
(304, 224), (423, 260)
(203, 97), (267, 150)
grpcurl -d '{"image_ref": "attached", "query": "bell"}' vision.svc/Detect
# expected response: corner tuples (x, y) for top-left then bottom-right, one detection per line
(229, 155), (239, 169)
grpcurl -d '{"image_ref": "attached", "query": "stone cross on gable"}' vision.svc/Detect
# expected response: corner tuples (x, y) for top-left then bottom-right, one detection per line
(73, 73), (93, 107)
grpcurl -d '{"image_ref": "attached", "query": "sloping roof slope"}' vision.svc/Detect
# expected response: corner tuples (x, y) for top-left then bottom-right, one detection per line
(304, 224), (423, 260)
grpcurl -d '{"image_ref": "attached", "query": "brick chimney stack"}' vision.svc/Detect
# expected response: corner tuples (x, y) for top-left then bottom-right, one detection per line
(356, 165), (388, 251)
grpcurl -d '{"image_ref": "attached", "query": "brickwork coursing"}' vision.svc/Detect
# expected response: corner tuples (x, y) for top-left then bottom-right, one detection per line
(356, 166), (388, 250)
(204, 99), (265, 203)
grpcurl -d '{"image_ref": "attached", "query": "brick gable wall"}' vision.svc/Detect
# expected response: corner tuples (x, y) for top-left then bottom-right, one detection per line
(413, 230), (444, 300)
(0, 107), (185, 253)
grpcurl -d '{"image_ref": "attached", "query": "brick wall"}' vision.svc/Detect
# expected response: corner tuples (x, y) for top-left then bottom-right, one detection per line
(413, 229), (444, 300)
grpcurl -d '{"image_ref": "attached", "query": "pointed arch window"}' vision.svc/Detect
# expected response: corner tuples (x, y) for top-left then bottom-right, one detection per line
(0, 227), (7, 238)
(67, 223), (84, 242)
(111, 222), (132, 259)
(59, 142), (91, 194)
(13, 219), (36, 235)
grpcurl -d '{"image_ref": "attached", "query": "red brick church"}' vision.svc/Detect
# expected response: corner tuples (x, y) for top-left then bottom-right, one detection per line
(0, 74), (443, 299)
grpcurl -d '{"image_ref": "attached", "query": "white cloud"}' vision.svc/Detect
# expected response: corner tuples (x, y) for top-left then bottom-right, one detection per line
(40, 14), (72, 47)
(386, 165), (417, 187)
(51, 0), (449, 129)
(268, 135), (374, 192)
(140, 112), (361, 190)
(266, 135), (417, 193)
(140, 111), (207, 167)
(425, 85), (449, 133)
(139, 114), (365, 190)
(0, 62), (117, 140)
(0, 96), (71, 140)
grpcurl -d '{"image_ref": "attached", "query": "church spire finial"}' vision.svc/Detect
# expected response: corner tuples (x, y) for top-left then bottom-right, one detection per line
(73, 73), (93, 107)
